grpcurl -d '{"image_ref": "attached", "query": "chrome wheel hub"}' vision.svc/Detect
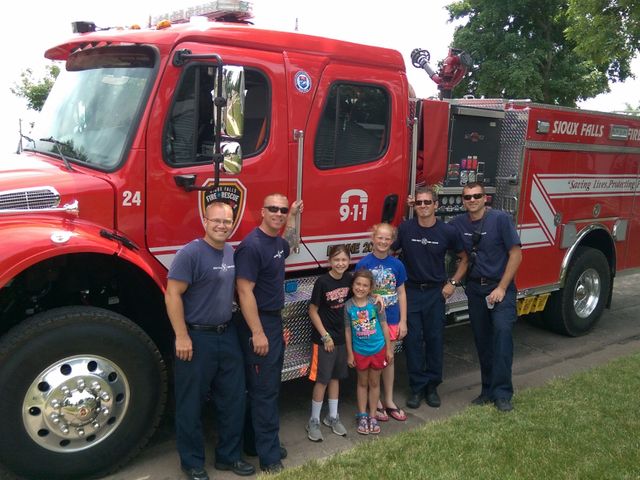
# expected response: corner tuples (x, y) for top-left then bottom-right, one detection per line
(23, 355), (129, 452)
(573, 268), (601, 319)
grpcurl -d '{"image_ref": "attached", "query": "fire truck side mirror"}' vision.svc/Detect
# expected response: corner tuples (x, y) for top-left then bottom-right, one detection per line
(217, 66), (245, 139)
(221, 141), (242, 174)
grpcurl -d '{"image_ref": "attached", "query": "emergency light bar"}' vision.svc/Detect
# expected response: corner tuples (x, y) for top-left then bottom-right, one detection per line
(151, 0), (253, 26)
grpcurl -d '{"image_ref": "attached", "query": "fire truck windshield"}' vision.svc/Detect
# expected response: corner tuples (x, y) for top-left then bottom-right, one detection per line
(28, 46), (155, 170)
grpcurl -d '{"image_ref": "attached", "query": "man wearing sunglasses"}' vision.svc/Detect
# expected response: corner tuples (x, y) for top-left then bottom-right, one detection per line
(166, 202), (254, 480)
(235, 193), (302, 474)
(450, 182), (522, 412)
(393, 187), (467, 410)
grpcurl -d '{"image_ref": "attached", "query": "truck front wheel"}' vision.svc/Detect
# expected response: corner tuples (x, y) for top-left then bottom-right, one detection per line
(0, 307), (167, 479)
(543, 246), (611, 336)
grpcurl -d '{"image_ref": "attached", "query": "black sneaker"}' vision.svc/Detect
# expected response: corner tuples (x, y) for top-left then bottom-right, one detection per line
(181, 466), (210, 480)
(495, 398), (513, 412)
(471, 394), (491, 406)
(425, 385), (441, 408)
(214, 459), (256, 476)
(406, 390), (424, 409)
(260, 461), (284, 474)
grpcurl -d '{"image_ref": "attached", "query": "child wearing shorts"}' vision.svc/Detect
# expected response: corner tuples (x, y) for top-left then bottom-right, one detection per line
(355, 223), (408, 422)
(306, 245), (352, 441)
(344, 269), (393, 435)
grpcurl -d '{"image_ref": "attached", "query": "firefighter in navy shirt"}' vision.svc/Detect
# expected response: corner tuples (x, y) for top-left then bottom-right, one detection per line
(165, 202), (254, 480)
(450, 182), (522, 412)
(394, 187), (467, 409)
(235, 193), (302, 474)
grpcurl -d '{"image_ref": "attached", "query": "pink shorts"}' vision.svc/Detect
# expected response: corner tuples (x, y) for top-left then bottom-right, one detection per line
(388, 323), (400, 341)
(353, 347), (387, 371)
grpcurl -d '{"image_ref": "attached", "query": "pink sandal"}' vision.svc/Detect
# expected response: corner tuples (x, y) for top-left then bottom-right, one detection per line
(386, 407), (407, 421)
(375, 407), (389, 422)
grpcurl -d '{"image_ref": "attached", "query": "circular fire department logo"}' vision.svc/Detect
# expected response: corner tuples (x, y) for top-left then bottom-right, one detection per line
(294, 71), (312, 93)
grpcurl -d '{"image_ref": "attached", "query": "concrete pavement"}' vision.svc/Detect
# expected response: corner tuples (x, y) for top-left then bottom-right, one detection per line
(101, 272), (640, 480)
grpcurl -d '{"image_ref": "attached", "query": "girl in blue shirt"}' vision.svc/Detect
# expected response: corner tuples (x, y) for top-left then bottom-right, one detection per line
(344, 269), (392, 435)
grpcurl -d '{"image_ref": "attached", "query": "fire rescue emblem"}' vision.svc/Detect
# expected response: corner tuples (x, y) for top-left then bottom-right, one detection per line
(198, 178), (247, 238)
(294, 71), (312, 93)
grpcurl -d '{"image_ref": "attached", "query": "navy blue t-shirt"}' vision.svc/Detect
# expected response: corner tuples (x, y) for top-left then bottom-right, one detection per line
(234, 227), (290, 311)
(167, 239), (235, 326)
(449, 208), (521, 281)
(393, 218), (463, 283)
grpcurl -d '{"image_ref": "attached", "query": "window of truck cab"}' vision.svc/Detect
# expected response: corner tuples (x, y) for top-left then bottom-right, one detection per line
(164, 66), (270, 166)
(28, 46), (156, 172)
(314, 82), (390, 169)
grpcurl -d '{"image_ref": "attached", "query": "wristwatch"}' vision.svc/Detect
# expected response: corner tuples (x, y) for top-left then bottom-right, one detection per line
(448, 278), (462, 287)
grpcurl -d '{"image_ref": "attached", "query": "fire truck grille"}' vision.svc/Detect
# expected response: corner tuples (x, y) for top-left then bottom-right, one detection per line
(0, 187), (61, 211)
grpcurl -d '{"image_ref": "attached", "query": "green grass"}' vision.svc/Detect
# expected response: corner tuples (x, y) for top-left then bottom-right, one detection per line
(270, 352), (640, 480)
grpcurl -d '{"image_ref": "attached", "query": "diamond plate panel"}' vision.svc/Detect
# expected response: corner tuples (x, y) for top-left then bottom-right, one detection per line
(281, 276), (317, 381)
(494, 108), (529, 218)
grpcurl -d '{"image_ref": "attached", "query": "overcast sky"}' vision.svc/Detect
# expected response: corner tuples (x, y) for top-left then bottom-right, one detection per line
(2, 0), (638, 153)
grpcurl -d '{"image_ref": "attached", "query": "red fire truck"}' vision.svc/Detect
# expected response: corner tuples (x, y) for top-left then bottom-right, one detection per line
(2, 5), (639, 479)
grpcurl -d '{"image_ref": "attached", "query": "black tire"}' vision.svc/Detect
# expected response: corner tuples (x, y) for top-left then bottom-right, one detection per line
(543, 247), (611, 337)
(524, 311), (552, 330)
(0, 307), (167, 480)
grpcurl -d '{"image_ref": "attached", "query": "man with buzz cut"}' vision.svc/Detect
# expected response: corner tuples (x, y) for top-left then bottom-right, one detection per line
(165, 201), (255, 480)
(450, 182), (522, 412)
(235, 193), (302, 474)
(394, 186), (467, 410)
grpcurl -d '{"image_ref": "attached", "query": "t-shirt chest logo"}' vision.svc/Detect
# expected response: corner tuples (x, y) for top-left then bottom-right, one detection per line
(273, 250), (284, 259)
(325, 287), (349, 303)
(212, 263), (234, 272)
(411, 237), (439, 246)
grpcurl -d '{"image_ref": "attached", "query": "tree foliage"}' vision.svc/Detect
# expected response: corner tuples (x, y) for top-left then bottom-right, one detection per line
(10, 64), (60, 112)
(446, 0), (611, 106)
(566, 0), (639, 82)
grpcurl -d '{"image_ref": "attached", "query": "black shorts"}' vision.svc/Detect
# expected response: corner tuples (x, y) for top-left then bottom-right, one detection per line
(309, 343), (348, 384)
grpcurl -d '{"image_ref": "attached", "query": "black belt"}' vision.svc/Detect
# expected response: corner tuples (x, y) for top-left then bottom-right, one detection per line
(258, 309), (282, 316)
(468, 277), (500, 286)
(406, 280), (443, 290)
(187, 322), (230, 334)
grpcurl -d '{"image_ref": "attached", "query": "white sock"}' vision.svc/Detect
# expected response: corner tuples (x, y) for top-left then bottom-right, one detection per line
(328, 398), (338, 419)
(311, 400), (323, 421)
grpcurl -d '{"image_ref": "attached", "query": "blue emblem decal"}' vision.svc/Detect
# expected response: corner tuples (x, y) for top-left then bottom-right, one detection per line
(294, 71), (312, 93)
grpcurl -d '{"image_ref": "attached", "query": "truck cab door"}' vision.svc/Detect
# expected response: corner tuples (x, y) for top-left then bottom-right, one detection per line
(145, 44), (287, 269)
(298, 64), (408, 265)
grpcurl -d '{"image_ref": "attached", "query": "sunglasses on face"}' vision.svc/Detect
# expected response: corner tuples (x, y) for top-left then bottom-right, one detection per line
(264, 205), (289, 214)
(414, 199), (434, 206)
(463, 193), (485, 201)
